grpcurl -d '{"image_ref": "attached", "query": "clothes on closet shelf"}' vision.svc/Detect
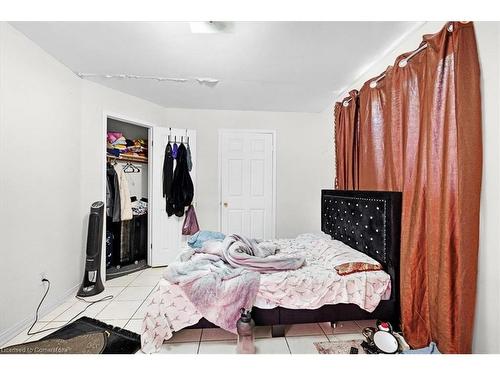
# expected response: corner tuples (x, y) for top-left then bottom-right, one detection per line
(163, 143), (175, 216)
(107, 131), (124, 144)
(170, 143), (194, 217)
(107, 131), (148, 161)
(124, 138), (148, 161)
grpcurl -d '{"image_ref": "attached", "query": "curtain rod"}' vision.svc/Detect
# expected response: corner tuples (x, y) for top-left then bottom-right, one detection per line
(342, 22), (455, 107)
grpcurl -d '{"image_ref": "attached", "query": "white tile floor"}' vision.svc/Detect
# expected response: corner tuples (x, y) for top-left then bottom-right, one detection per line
(1, 267), (372, 354)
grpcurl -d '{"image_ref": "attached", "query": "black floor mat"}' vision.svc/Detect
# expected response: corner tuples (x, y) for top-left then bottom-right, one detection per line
(39, 316), (141, 354)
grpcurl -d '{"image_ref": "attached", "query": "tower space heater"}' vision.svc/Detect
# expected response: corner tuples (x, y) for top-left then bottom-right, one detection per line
(77, 201), (105, 297)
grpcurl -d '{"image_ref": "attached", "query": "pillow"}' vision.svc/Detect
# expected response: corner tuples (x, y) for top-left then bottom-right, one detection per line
(335, 262), (383, 276)
(187, 230), (225, 248)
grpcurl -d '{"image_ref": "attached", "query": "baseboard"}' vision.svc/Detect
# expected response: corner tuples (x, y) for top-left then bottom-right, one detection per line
(0, 283), (80, 347)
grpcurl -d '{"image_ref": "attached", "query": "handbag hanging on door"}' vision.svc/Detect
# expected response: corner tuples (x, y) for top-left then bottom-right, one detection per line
(182, 205), (200, 235)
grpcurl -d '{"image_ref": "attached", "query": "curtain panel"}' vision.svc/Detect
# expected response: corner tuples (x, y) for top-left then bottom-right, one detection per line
(334, 22), (482, 353)
(334, 90), (360, 189)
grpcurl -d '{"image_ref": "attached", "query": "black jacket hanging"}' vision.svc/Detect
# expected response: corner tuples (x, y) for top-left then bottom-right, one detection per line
(170, 143), (194, 217)
(106, 163), (121, 222)
(162, 143), (175, 216)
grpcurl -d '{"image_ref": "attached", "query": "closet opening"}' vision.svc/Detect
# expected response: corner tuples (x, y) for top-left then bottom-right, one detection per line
(104, 116), (152, 281)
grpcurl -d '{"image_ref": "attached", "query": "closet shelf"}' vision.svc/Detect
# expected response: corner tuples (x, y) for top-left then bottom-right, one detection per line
(107, 155), (148, 164)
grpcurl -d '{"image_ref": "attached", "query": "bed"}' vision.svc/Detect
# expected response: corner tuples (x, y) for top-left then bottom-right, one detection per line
(141, 190), (402, 353)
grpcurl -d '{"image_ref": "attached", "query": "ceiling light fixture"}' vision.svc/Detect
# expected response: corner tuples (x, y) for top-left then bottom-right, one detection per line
(189, 21), (227, 34)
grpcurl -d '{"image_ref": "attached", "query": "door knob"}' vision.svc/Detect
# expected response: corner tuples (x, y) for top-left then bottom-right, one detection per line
(223, 202), (228, 207)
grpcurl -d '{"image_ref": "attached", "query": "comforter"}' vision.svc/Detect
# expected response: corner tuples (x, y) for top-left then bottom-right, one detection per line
(200, 234), (305, 272)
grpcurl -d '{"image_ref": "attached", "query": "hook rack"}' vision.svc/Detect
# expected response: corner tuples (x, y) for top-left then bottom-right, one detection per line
(167, 128), (190, 145)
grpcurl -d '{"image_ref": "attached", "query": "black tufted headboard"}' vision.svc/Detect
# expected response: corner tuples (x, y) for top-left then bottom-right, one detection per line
(321, 190), (402, 300)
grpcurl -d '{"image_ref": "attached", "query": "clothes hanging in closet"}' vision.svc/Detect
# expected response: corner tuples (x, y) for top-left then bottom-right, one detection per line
(114, 164), (133, 221)
(119, 220), (132, 264)
(107, 188), (149, 268)
(163, 143), (175, 216)
(106, 163), (121, 222)
(170, 143), (194, 217)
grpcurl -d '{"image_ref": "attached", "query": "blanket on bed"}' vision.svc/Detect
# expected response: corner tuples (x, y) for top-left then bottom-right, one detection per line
(164, 251), (260, 333)
(201, 234), (305, 273)
(164, 234), (305, 333)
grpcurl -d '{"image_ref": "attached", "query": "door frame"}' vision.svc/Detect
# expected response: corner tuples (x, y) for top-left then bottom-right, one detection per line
(217, 129), (277, 238)
(101, 112), (156, 280)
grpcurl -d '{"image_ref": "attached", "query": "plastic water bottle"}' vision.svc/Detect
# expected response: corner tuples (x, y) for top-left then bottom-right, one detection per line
(236, 308), (255, 354)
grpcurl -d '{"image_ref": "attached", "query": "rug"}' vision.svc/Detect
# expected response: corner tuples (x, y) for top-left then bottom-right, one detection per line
(1, 332), (108, 354)
(1, 316), (141, 354)
(314, 340), (365, 354)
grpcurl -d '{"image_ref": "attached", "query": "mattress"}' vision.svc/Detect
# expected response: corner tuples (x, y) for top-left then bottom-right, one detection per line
(140, 233), (391, 353)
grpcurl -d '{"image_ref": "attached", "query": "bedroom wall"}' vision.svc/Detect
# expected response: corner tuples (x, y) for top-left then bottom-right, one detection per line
(0, 23), (82, 342)
(0, 22), (169, 345)
(161, 107), (334, 238)
(335, 21), (500, 354)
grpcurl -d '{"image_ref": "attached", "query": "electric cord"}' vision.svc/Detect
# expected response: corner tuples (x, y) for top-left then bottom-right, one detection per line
(27, 278), (113, 336)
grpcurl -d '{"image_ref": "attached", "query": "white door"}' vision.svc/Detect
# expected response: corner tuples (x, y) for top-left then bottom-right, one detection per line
(151, 127), (197, 266)
(219, 130), (275, 239)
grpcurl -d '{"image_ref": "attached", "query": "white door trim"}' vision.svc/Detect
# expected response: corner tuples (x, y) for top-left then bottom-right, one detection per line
(217, 129), (277, 238)
(101, 112), (156, 280)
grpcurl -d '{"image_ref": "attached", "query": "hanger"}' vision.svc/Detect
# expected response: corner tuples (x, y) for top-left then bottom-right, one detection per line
(123, 162), (140, 173)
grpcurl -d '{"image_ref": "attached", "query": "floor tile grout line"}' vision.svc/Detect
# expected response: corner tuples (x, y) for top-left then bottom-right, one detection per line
(113, 285), (156, 302)
(40, 299), (79, 323)
(197, 330), (203, 354)
(283, 336), (292, 354)
(21, 320), (53, 343)
(317, 323), (331, 342)
(51, 297), (113, 323)
(124, 291), (151, 327)
(126, 288), (155, 321)
(96, 283), (157, 322)
(105, 269), (144, 288)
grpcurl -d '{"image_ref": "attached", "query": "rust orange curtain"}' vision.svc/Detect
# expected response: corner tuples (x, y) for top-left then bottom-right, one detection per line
(334, 22), (482, 353)
(334, 90), (360, 189)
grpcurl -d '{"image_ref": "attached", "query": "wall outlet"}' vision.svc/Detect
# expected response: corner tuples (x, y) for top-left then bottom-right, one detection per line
(39, 272), (48, 286)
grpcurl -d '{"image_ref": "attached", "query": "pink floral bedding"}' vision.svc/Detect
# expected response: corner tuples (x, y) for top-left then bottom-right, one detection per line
(141, 233), (391, 353)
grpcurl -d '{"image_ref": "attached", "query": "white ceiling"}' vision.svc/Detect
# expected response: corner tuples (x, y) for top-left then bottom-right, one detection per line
(11, 21), (420, 113)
